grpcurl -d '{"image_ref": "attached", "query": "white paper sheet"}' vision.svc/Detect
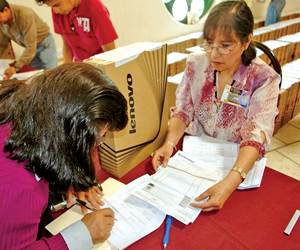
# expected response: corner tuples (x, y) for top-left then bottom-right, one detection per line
(103, 175), (165, 249)
(131, 158), (216, 224)
(46, 177), (165, 250)
(182, 135), (267, 189)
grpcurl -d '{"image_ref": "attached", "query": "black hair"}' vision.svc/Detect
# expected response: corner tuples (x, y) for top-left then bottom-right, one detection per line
(0, 63), (128, 193)
(203, 0), (256, 65)
(0, 0), (9, 12)
(35, 0), (46, 5)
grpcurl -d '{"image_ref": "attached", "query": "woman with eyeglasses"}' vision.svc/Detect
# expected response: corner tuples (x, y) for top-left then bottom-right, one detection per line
(152, 1), (280, 211)
(0, 63), (128, 249)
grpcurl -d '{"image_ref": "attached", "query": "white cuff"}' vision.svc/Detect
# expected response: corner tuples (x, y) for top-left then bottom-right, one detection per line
(61, 220), (93, 250)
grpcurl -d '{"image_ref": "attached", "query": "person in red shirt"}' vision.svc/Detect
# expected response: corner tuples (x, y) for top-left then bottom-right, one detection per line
(36, 0), (118, 63)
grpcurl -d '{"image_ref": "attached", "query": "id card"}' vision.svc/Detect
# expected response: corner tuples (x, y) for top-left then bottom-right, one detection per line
(221, 85), (250, 108)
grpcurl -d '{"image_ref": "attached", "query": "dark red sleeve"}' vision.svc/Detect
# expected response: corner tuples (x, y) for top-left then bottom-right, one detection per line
(91, 0), (118, 46)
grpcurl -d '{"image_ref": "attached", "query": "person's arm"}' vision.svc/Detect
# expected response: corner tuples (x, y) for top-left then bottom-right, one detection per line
(92, 2), (118, 52)
(192, 72), (280, 211)
(193, 143), (261, 211)
(101, 41), (115, 52)
(152, 117), (186, 169)
(0, 30), (10, 57)
(152, 56), (199, 169)
(62, 37), (73, 63)
(24, 208), (114, 250)
(14, 13), (38, 71)
(0, 31), (14, 79)
(23, 234), (68, 250)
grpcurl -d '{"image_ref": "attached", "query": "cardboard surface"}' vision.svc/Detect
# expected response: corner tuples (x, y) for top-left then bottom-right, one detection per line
(86, 43), (169, 177)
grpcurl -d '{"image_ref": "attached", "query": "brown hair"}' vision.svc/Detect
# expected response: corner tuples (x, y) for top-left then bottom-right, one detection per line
(203, 0), (256, 65)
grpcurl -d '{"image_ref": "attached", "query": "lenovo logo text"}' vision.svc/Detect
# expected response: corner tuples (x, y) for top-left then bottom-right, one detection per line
(127, 74), (136, 134)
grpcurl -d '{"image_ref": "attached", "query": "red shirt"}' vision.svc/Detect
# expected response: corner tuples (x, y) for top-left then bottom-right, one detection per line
(52, 0), (118, 61)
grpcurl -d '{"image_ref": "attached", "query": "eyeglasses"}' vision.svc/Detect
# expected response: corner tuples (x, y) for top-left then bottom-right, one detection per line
(201, 41), (237, 55)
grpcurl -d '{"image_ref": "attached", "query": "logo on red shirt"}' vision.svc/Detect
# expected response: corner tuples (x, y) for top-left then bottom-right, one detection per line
(76, 17), (91, 32)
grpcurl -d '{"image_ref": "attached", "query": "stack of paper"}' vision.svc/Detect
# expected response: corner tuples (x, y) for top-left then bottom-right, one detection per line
(182, 134), (267, 189)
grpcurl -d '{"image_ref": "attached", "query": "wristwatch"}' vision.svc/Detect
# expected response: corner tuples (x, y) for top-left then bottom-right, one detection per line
(232, 167), (247, 181)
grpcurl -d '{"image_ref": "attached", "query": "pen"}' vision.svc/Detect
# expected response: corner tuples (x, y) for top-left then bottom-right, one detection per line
(75, 198), (96, 211)
(95, 182), (103, 192)
(76, 198), (118, 221)
(162, 215), (173, 248)
(284, 209), (300, 235)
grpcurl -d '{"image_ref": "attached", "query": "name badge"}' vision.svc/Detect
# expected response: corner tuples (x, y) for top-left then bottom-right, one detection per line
(221, 85), (250, 108)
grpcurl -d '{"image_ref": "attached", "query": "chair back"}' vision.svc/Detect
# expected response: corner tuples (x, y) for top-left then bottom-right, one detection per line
(253, 40), (282, 88)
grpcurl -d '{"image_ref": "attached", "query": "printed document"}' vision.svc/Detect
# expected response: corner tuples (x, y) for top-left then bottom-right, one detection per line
(131, 153), (217, 224)
(182, 134), (267, 189)
(46, 177), (165, 250)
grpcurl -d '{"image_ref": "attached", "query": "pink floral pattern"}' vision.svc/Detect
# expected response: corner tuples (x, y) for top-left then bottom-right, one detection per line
(172, 53), (280, 152)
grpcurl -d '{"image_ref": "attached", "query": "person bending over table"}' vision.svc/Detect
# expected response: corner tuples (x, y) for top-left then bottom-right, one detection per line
(35, 0), (118, 63)
(152, 1), (280, 212)
(0, 63), (128, 250)
(0, 0), (57, 79)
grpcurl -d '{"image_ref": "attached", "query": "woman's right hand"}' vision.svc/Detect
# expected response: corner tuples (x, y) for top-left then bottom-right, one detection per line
(152, 143), (174, 171)
(81, 208), (115, 244)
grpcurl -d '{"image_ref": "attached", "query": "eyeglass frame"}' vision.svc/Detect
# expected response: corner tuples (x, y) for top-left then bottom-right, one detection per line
(201, 40), (239, 55)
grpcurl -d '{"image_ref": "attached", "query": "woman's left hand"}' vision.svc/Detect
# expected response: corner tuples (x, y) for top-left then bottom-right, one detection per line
(191, 176), (240, 212)
(66, 185), (104, 213)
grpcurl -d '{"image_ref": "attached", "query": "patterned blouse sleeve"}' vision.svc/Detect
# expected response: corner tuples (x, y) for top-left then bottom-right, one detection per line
(171, 55), (198, 126)
(240, 69), (280, 157)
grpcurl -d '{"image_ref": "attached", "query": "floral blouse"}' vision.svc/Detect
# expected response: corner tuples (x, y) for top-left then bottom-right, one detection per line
(172, 52), (280, 156)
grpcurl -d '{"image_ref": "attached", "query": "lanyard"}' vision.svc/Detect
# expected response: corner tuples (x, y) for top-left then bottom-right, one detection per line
(213, 70), (235, 110)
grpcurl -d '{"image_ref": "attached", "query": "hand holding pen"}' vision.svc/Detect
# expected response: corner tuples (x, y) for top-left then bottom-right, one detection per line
(163, 215), (173, 248)
(66, 183), (104, 213)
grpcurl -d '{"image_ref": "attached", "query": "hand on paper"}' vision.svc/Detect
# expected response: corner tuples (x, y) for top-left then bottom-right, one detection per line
(66, 185), (104, 213)
(152, 143), (174, 170)
(191, 174), (240, 211)
(4, 66), (16, 80)
(81, 208), (115, 244)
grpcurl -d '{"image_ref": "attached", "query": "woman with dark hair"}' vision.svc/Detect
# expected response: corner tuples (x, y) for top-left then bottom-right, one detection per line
(0, 63), (128, 249)
(153, 1), (280, 211)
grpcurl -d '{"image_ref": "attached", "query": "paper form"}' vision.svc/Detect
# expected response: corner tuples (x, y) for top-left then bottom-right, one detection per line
(183, 134), (239, 158)
(131, 162), (216, 224)
(46, 177), (165, 250)
(103, 175), (165, 249)
(182, 135), (267, 189)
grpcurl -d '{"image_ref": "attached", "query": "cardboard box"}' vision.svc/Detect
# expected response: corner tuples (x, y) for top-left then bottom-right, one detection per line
(167, 72), (185, 108)
(278, 32), (300, 61)
(293, 83), (300, 117)
(282, 83), (299, 125)
(165, 32), (203, 54)
(167, 52), (188, 77)
(281, 59), (300, 120)
(85, 43), (169, 177)
(254, 17), (300, 42)
(274, 89), (289, 134)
